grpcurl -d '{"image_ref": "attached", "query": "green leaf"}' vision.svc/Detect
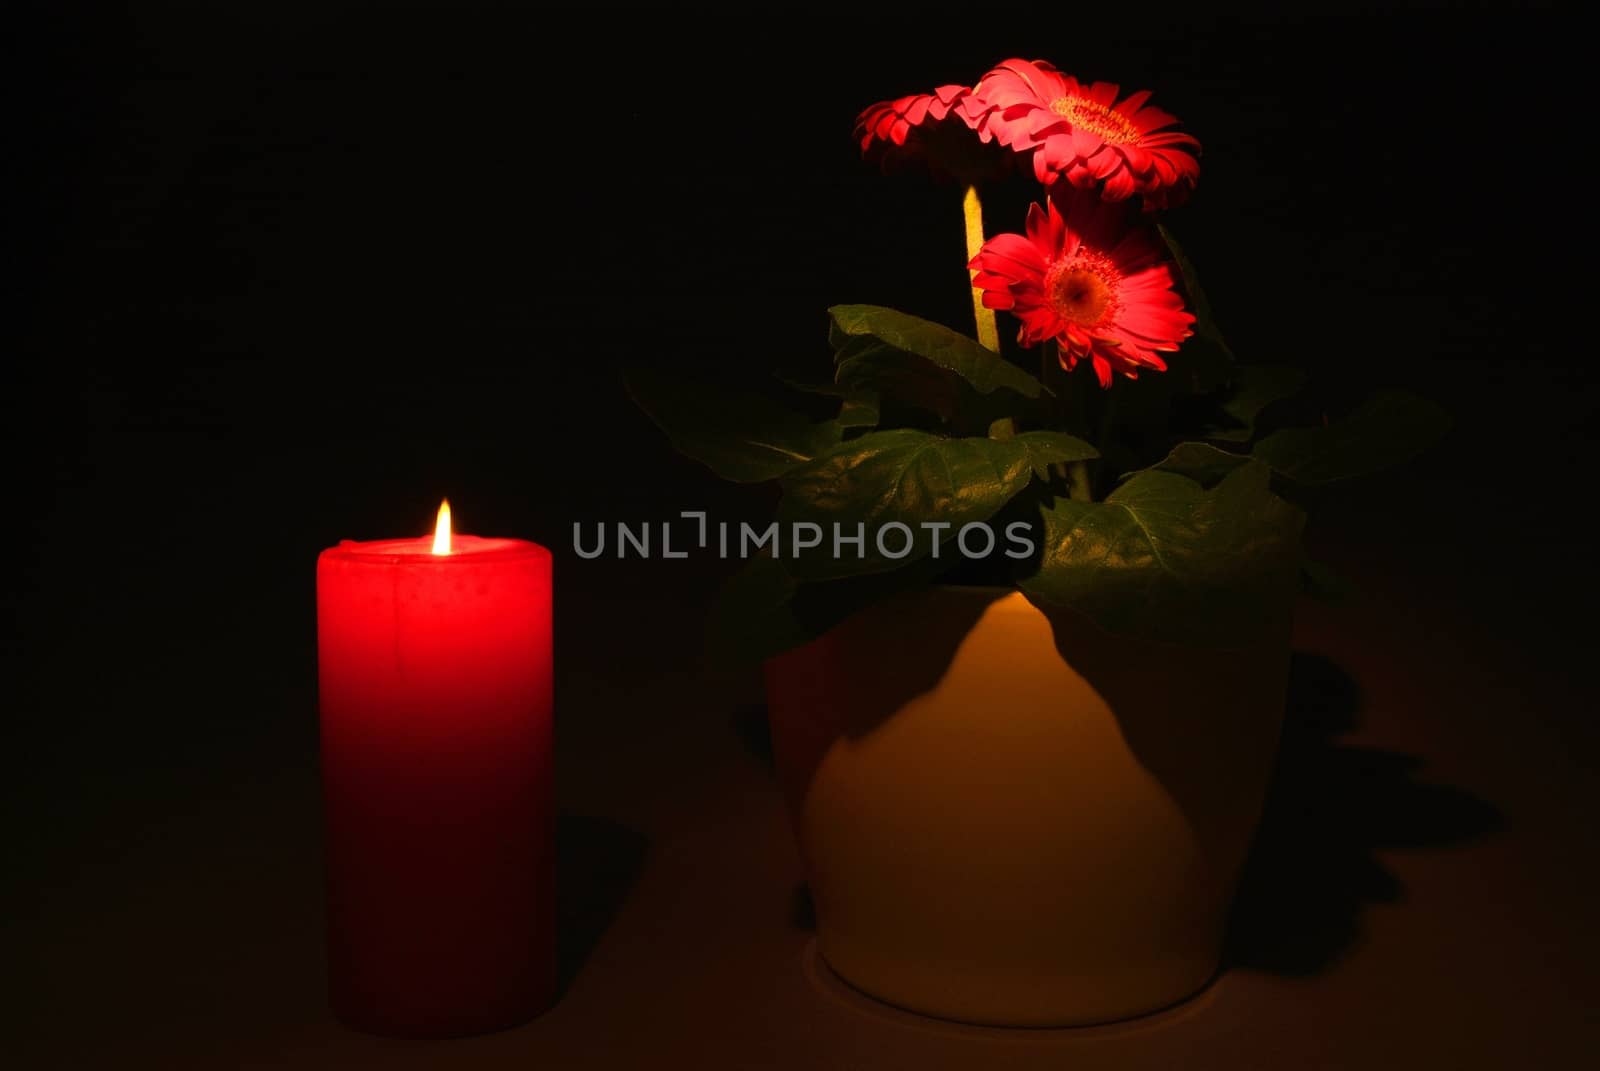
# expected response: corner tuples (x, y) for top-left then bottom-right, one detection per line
(1253, 390), (1450, 484)
(624, 365), (842, 483)
(1019, 461), (1304, 646)
(774, 375), (880, 429)
(705, 553), (948, 664)
(829, 304), (1044, 398)
(836, 391), (881, 429)
(833, 336), (963, 422)
(777, 429), (1035, 579)
(1149, 441), (1251, 486)
(1012, 430), (1100, 479)
(1158, 226), (1233, 362)
(1156, 226), (1235, 396)
(1209, 365), (1308, 442)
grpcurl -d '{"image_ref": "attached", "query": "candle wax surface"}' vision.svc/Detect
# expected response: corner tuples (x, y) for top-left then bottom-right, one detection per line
(317, 533), (554, 1037)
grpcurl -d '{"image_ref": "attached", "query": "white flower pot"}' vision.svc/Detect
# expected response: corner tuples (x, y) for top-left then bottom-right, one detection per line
(765, 585), (1291, 1026)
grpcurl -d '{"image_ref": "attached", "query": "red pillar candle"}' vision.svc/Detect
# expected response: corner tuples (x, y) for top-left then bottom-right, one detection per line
(316, 502), (554, 1038)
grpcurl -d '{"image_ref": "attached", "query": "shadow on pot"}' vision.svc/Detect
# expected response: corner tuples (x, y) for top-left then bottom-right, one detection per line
(750, 588), (1002, 820)
(1222, 652), (1503, 974)
(770, 651), (1504, 980)
(556, 813), (650, 993)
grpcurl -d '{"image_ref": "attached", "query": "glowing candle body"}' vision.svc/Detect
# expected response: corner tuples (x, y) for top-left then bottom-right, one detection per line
(316, 534), (553, 1037)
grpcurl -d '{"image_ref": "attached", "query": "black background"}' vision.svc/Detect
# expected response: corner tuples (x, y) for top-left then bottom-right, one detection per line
(6, 0), (1595, 1049)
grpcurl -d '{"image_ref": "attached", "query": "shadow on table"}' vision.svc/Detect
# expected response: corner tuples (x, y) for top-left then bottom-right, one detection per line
(556, 813), (649, 992)
(1222, 651), (1503, 974)
(769, 653), (1504, 978)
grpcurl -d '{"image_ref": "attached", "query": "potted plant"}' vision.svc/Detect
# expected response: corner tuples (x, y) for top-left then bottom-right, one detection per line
(627, 58), (1445, 1026)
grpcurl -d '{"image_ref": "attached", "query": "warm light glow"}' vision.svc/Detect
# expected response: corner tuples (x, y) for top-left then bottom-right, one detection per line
(432, 500), (452, 555)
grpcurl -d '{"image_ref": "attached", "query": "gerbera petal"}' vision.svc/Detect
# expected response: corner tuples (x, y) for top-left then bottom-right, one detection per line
(971, 187), (1195, 387)
(1119, 264), (1179, 290)
(1149, 152), (1179, 185)
(1121, 145), (1155, 177)
(1131, 105), (1180, 133)
(970, 269), (1020, 291)
(1032, 147), (1059, 186)
(1088, 146), (1125, 179)
(972, 232), (1049, 283)
(1024, 201), (1051, 246)
(1102, 168), (1137, 201)
(1016, 306), (1060, 335)
(1091, 353), (1114, 388)
(1069, 127), (1104, 161)
(1140, 130), (1201, 149)
(1156, 146), (1201, 176)
(1113, 89), (1153, 117)
(967, 76), (1202, 207)
(988, 59), (1069, 106)
(1086, 81), (1121, 107)
(1066, 163), (1098, 189)
(855, 84), (1020, 183)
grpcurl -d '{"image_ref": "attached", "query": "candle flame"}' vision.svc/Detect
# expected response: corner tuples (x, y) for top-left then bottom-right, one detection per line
(432, 500), (452, 555)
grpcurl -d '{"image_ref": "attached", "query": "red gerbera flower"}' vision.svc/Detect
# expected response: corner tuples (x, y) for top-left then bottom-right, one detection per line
(854, 85), (1006, 182)
(968, 192), (1195, 387)
(971, 59), (1200, 208)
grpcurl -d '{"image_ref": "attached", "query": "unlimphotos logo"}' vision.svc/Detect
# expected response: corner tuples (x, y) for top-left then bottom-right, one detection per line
(573, 512), (1037, 561)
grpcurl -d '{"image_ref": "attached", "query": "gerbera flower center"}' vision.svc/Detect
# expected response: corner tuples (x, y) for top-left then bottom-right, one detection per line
(1049, 95), (1141, 145)
(1046, 257), (1118, 327)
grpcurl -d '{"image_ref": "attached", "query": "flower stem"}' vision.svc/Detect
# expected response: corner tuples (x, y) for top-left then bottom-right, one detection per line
(1067, 461), (1093, 502)
(1041, 340), (1095, 501)
(962, 185), (1001, 352)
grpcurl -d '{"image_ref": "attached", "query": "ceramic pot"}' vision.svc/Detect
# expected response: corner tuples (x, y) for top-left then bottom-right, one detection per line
(764, 585), (1291, 1026)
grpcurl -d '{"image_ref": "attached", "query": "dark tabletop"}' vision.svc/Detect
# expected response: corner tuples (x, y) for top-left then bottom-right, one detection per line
(10, 500), (1600, 1067)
